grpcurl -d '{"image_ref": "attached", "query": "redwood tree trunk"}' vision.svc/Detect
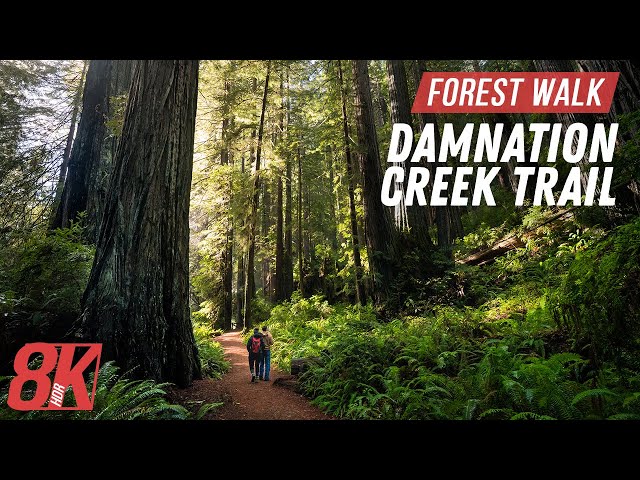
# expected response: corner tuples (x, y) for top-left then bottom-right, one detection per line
(297, 144), (304, 295)
(220, 79), (233, 331)
(275, 70), (286, 302)
(387, 60), (433, 249)
(337, 60), (365, 305)
(244, 61), (270, 328)
(88, 60), (135, 242)
(283, 65), (294, 299)
(51, 60), (111, 234)
(351, 60), (398, 300)
(80, 60), (201, 387)
(52, 60), (87, 216)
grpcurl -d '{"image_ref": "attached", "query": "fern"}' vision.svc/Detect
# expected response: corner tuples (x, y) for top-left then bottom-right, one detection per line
(571, 388), (617, 406)
(510, 412), (556, 420)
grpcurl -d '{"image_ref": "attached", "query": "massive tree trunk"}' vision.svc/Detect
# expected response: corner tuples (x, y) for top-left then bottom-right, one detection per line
(80, 60), (201, 387)
(337, 60), (365, 305)
(351, 60), (398, 301)
(51, 60), (111, 234)
(87, 60), (135, 242)
(244, 61), (270, 328)
(52, 60), (87, 215)
(386, 60), (434, 249)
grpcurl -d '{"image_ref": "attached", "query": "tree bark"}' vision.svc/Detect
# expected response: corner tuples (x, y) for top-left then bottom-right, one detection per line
(244, 61), (270, 328)
(261, 172), (272, 297)
(283, 65), (294, 299)
(80, 60), (201, 387)
(88, 60), (135, 242)
(351, 60), (398, 301)
(236, 156), (246, 329)
(297, 144), (304, 296)
(52, 60), (87, 216)
(51, 60), (111, 234)
(220, 79), (233, 331)
(337, 60), (365, 305)
(275, 68), (287, 302)
(387, 60), (434, 249)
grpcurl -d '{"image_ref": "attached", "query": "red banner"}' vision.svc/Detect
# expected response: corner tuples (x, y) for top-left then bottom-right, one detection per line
(411, 72), (619, 114)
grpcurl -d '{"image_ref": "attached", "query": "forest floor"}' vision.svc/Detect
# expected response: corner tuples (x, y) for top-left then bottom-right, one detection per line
(170, 332), (332, 420)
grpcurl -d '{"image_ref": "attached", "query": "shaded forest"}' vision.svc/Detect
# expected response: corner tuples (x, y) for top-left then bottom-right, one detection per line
(2, 59), (640, 419)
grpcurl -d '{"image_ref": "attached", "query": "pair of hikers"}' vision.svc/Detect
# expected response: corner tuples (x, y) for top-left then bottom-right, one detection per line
(247, 325), (274, 383)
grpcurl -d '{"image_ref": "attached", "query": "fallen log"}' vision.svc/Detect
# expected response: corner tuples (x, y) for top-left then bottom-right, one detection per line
(291, 357), (322, 375)
(458, 207), (578, 267)
(459, 236), (525, 266)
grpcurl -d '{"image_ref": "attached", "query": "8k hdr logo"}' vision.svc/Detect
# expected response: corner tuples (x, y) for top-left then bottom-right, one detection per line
(7, 343), (102, 411)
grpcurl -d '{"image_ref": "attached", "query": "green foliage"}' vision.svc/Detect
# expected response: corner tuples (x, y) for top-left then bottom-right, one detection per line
(267, 289), (640, 420)
(192, 320), (229, 379)
(553, 217), (640, 369)
(1, 222), (94, 317)
(0, 361), (220, 420)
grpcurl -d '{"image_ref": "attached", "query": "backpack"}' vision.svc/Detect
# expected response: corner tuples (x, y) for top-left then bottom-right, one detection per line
(251, 336), (262, 354)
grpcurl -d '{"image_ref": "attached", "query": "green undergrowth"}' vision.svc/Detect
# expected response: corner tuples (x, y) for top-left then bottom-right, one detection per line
(192, 320), (229, 379)
(267, 216), (640, 420)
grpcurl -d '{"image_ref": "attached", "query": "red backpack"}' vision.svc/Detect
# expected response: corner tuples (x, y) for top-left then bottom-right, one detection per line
(251, 336), (262, 354)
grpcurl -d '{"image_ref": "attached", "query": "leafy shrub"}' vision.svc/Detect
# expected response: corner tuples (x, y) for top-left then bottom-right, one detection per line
(553, 217), (640, 369)
(266, 292), (640, 420)
(192, 320), (229, 379)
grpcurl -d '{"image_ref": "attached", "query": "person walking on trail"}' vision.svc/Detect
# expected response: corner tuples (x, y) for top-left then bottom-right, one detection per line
(260, 325), (274, 381)
(247, 328), (264, 383)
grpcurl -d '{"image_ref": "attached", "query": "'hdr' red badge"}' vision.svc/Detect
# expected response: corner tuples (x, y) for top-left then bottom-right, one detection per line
(7, 343), (102, 411)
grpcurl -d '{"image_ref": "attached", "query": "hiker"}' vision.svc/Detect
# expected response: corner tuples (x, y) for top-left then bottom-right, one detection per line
(259, 325), (274, 381)
(246, 327), (264, 383)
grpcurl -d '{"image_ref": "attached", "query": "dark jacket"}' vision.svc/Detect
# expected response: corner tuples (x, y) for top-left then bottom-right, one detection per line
(247, 333), (264, 355)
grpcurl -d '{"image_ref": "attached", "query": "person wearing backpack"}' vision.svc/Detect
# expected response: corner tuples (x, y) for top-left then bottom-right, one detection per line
(259, 325), (274, 381)
(246, 328), (264, 383)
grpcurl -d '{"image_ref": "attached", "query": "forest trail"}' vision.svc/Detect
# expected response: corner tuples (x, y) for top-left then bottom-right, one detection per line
(174, 332), (332, 420)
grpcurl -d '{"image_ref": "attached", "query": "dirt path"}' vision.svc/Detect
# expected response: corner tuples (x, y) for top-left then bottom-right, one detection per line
(171, 331), (332, 420)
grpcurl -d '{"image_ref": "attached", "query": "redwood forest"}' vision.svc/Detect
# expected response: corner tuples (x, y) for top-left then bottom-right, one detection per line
(2, 59), (640, 420)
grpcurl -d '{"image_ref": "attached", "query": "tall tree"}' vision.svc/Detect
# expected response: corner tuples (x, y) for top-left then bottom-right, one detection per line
(351, 60), (398, 300)
(51, 60), (87, 214)
(51, 60), (111, 234)
(244, 61), (271, 328)
(80, 60), (201, 387)
(236, 156), (246, 329)
(220, 79), (233, 330)
(274, 68), (286, 301)
(386, 60), (433, 249)
(337, 60), (365, 304)
(283, 65), (294, 299)
(297, 143), (304, 295)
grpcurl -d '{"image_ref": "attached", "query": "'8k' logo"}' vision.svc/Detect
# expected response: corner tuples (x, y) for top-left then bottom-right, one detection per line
(7, 343), (102, 411)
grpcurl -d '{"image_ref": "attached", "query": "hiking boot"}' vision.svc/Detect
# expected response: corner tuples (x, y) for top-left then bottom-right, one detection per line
(251, 375), (256, 383)
(259, 376), (264, 381)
